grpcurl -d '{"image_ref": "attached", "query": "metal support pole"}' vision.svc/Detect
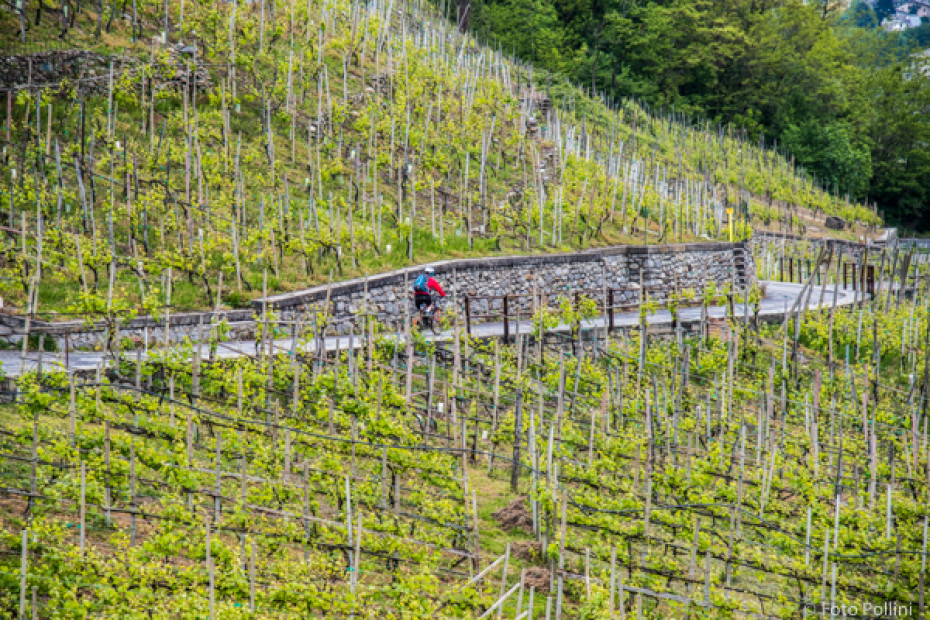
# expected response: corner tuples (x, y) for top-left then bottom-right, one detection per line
(465, 296), (472, 336)
(503, 295), (510, 342)
(608, 289), (615, 333)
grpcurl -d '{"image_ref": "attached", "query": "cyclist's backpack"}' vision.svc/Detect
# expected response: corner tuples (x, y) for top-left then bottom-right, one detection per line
(413, 274), (429, 293)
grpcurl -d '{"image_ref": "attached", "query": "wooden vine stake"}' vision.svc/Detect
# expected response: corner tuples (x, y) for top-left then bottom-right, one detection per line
(249, 538), (256, 612)
(19, 530), (27, 620)
(511, 389), (523, 493)
(79, 461), (86, 555)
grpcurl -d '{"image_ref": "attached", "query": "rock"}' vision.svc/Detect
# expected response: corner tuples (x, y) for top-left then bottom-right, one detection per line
(824, 216), (846, 231)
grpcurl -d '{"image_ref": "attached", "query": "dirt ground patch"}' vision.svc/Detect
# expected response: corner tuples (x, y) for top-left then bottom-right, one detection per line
(511, 540), (542, 562)
(523, 566), (551, 592)
(492, 497), (533, 533)
(0, 496), (30, 527)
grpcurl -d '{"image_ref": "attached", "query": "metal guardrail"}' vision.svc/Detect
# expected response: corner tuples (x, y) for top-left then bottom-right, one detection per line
(898, 239), (930, 250)
(773, 257), (876, 296)
(461, 286), (750, 339)
(841, 264), (875, 295)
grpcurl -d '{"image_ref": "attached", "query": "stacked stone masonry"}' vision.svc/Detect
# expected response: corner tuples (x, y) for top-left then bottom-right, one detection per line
(0, 46), (210, 93)
(0, 242), (753, 349)
(0, 310), (254, 352)
(265, 242), (755, 334)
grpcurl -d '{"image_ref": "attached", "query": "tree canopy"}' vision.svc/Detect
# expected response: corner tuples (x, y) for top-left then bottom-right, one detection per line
(469, 0), (930, 230)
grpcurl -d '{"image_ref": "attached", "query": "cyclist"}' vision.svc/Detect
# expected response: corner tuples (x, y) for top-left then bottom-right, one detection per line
(412, 266), (446, 314)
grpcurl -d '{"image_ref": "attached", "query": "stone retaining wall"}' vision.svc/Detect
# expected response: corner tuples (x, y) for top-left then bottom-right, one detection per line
(0, 46), (210, 93)
(0, 242), (754, 349)
(0, 310), (254, 352)
(0, 50), (109, 92)
(263, 242), (755, 333)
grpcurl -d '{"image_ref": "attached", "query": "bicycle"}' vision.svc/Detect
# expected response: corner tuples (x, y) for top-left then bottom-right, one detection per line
(412, 297), (442, 335)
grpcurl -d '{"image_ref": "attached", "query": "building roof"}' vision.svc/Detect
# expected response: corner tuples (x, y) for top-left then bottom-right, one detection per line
(883, 12), (923, 30)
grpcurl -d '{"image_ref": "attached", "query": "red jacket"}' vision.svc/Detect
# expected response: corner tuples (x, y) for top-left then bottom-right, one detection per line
(415, 276), (446, 297)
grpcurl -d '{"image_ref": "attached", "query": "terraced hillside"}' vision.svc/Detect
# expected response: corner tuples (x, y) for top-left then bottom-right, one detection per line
(0, 0), (878, 320)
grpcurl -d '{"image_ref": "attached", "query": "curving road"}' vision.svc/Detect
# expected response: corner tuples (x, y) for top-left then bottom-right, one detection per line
(0, 281), (862, 378)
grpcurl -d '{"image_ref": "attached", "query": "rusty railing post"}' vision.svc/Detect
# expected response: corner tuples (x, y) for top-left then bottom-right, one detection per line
(465, 296), (472, 336)
(503, 295), (510, 342)
(608, 289), (615, 333)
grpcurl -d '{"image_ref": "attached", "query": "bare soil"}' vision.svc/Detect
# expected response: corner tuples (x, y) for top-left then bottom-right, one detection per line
(492, 497), (534, 533)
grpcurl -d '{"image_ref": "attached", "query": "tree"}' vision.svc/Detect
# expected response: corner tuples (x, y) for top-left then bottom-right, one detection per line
(844, 1), (879, 29)
(875, 0), (896, 24)
(865, 66), (930, 229)
(474, 0), (567, 70)
(470, 0), (930, 230)
(782, 120), (872, 199)
(902, 21), (930, 47)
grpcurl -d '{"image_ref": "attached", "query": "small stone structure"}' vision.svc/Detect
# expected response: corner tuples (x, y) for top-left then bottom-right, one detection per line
(0, 45), (210, 93)
(0, 50), (110, 92)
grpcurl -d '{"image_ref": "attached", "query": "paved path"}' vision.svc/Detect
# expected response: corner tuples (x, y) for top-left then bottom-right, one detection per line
(0, 282), (861, 378)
